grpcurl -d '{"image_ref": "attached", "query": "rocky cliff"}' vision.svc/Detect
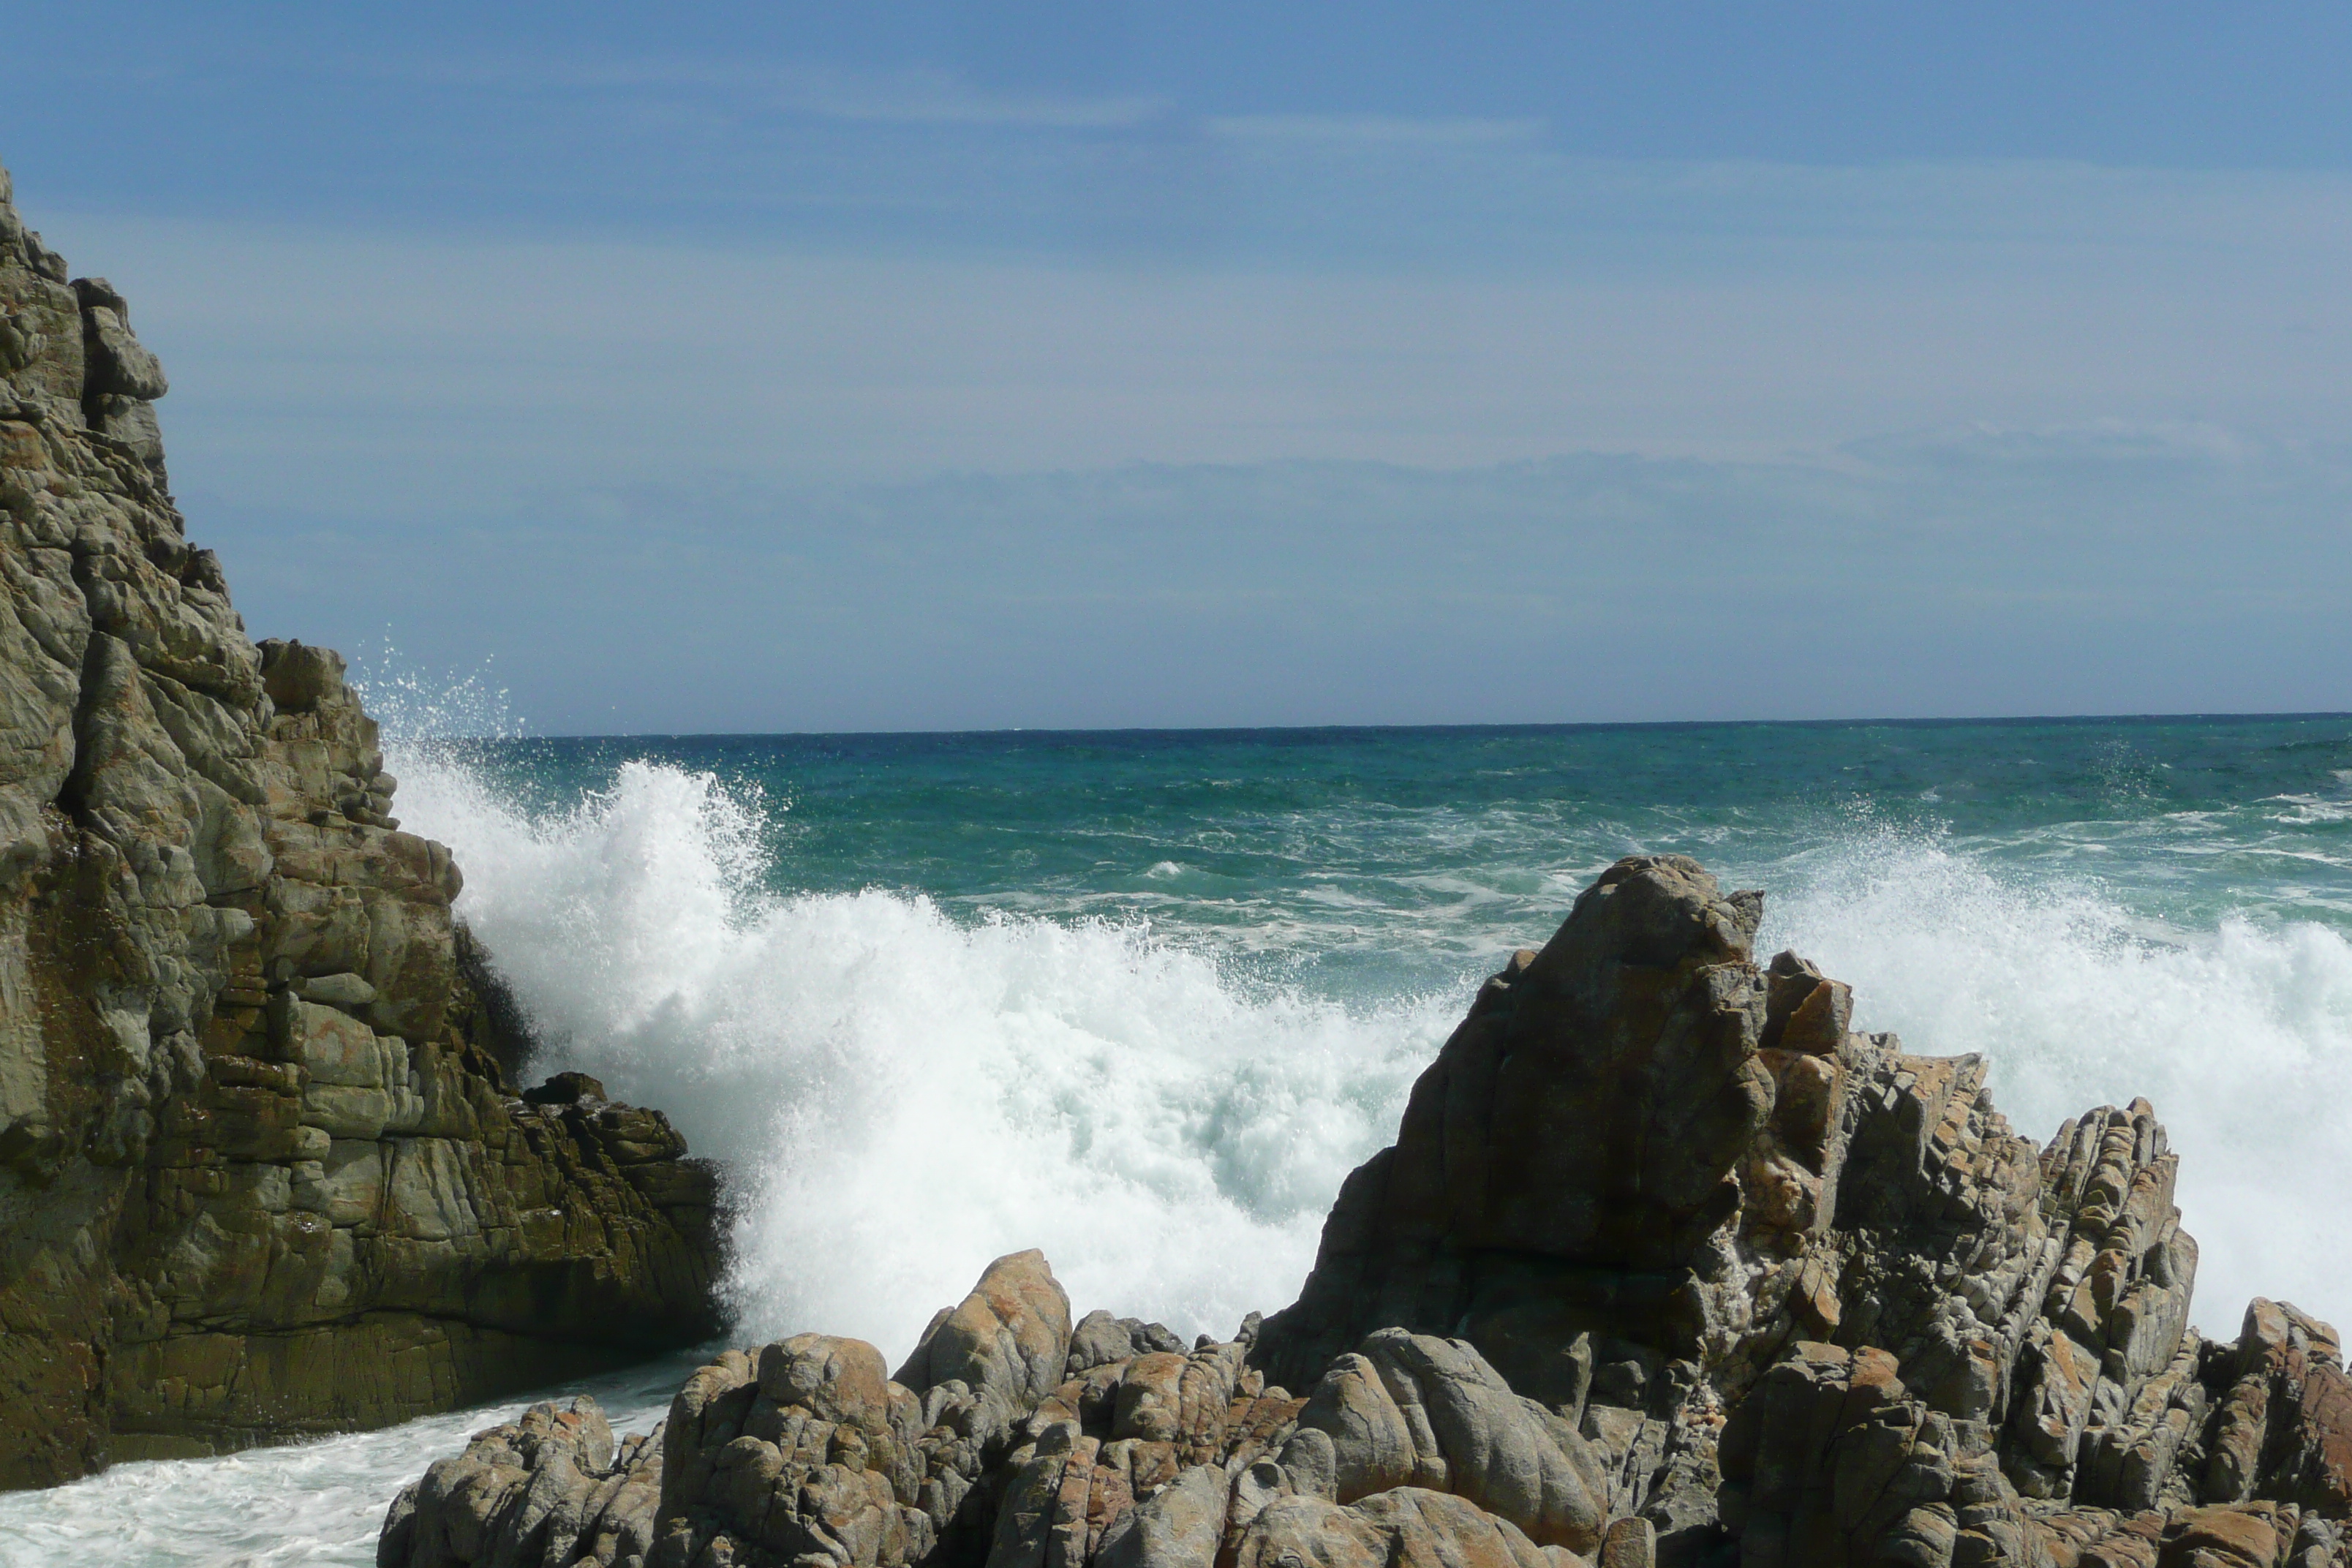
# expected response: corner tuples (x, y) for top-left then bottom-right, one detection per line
(0, 159), (725, 1488)
(390, 856), (2352, 1568)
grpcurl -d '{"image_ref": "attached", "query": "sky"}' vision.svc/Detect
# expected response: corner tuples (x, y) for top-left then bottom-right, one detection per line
(7, 3), (2352, 731)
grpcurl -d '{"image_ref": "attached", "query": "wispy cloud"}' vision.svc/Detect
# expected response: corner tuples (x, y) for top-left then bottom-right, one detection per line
(1205, 114), (1546, 146)
(198, 433), (2352, 732)
(379, 53), (1172, 130)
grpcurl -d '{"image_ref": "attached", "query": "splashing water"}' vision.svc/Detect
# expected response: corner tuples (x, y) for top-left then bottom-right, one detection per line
(393, 753), (1450, 1355)
(10, 712), (2352, 1564)
(375, 719), (2352, 1352)
(0, 1357), (698, 1568)
(1767, 827), (2352, 1332)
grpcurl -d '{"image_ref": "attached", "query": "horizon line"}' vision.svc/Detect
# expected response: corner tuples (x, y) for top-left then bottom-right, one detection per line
(395, 709), (2352, 745)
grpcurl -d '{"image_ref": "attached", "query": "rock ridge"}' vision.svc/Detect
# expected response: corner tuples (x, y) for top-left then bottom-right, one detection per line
(391, 854), (2352, 1568)
(0, 157), (725, 1488)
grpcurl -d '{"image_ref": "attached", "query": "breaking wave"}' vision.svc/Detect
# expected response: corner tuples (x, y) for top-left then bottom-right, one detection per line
(12, 720), (2351, 1567)
(1767, 830), (2352, 1338)
(389, 747), (1451, 1359)
(386, 745), (2352, 1352)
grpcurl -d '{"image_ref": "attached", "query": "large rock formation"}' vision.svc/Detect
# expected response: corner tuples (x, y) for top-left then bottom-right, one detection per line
(0, 159), (725, 1488)
(391, 855), (2352, 1567)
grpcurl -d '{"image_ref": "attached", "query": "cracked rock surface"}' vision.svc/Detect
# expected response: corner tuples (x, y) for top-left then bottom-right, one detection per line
(392, 855), (2352, 1567)
(0, 158), (725, 1488)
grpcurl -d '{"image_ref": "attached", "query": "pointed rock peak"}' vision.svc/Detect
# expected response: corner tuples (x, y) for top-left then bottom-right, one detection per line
(1526, 853), (1761, 995)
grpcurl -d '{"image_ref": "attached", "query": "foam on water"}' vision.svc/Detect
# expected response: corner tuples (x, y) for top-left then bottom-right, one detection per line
(0, 1356), (698, 1568)
(1766, 828), (2352, 1335)
(15, 712), (2352, 1564)
(391, 747), (1451, 1358)
(383, 739), (2352, 1349)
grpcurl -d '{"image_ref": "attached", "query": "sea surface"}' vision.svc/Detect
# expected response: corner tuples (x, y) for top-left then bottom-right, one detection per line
(10, 714), (2352, 1564)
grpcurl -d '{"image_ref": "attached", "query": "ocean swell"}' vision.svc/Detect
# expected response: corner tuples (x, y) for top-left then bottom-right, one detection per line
(390, 747), (1449, 1359)
(388, 739), (2352, 1352)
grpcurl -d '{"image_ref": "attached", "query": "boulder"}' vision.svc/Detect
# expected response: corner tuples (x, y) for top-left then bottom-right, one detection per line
(1253, 856), (1779, 1396)
(897, 1248), (1077, 1452)
(377, 1395), (665, 1568)
(1283, 1330), (1607, 1553)
(372, 856), (2352, 1568)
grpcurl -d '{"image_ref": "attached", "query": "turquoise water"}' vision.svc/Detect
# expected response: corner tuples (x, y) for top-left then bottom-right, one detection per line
(10, 713), (2352, 1565)
(442, 715), (2352, 979)
(400, 714), (2352, 1347)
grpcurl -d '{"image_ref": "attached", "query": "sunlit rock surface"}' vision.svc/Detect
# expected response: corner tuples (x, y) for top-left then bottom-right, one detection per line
(0, 157), (724, 1488)
(392, 856), (2352, 1566)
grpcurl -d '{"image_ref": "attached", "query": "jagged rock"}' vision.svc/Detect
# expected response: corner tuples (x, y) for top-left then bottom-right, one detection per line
(1251, 856), (1780, 1403)
(0, 159), (725, 1488)
(653, 1256), (1049, 1568)
(386, 856), (2352, 1567)
(897, 1248), (1077, 1455)
(1248, 856), (2352, 1564)
(378, 1394), (666, 1568)
(1234, 1488), (1580, 1568)
(1068, 1311), (1191, 1377)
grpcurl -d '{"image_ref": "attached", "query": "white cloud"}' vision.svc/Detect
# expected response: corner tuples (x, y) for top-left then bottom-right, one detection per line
(31, 153), (2352, 728)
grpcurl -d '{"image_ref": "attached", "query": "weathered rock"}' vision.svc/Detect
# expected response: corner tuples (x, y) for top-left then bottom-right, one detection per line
(897, 1248), (1077, 1455)
(1236, 1488), (1578, 1568)
(378, 1394), (666, 1568)
(389, 856), (2352, 1567)
(0, 159), (725, 1488)
(1254, 856), (2352, 1564)
(1281, 1329), (1607, 1553)
(1253, 856), (1778, 1401)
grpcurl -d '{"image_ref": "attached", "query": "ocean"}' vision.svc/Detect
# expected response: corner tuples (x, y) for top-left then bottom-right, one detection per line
(7, 714), (2352, 1564)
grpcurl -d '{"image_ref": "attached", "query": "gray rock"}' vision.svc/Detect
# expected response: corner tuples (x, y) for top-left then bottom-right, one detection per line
(80, 301), (167, 401)
(293, 970), (379, 1008)
(0, 159), (725, 1490)
(896, 1248), (1074, 1451)
(1099, 1463), (1228, 1568)
(1288, 1330), (1606, 1554)
(377, 1395), (663, 1568)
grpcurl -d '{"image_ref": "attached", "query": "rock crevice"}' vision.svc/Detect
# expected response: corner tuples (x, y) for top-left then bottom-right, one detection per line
(392, 854), (2352, 1568)
(0, 158), (725, 1488)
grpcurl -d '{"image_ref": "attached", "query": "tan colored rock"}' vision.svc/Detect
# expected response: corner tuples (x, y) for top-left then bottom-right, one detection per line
(391, 856), (2352, 1567)
(378, 1394), (666, 1568)
(896, 1247), (1075, 1450)
(1286, 1330), (1606, 1555)
(1235, 1488), (1576, 1568)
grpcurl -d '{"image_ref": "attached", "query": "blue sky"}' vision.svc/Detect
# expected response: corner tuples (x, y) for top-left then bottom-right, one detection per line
(9, 4), (2352, 730)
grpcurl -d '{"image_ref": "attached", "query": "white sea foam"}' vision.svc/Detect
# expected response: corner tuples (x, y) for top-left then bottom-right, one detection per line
(0, 1356), (696, 1568)
(18, 731), (2352, 1565)
(396, 746), (2352, 1349)
(1765, 829), (2352, 1337)
(390, 747), (1450, 1361)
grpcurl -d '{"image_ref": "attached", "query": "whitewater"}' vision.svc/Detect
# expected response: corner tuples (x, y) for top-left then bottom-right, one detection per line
(6, 715), (2351, 1565)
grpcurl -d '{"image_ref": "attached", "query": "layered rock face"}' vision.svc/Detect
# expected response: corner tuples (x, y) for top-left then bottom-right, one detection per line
(393, 855), (2352, 1568)
(0, 159), (724, 1488)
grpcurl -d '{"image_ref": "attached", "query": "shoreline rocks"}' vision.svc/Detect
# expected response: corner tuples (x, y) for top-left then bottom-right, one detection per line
(390, 855), (2352, 1567)
(0, 157), (726, 1487)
